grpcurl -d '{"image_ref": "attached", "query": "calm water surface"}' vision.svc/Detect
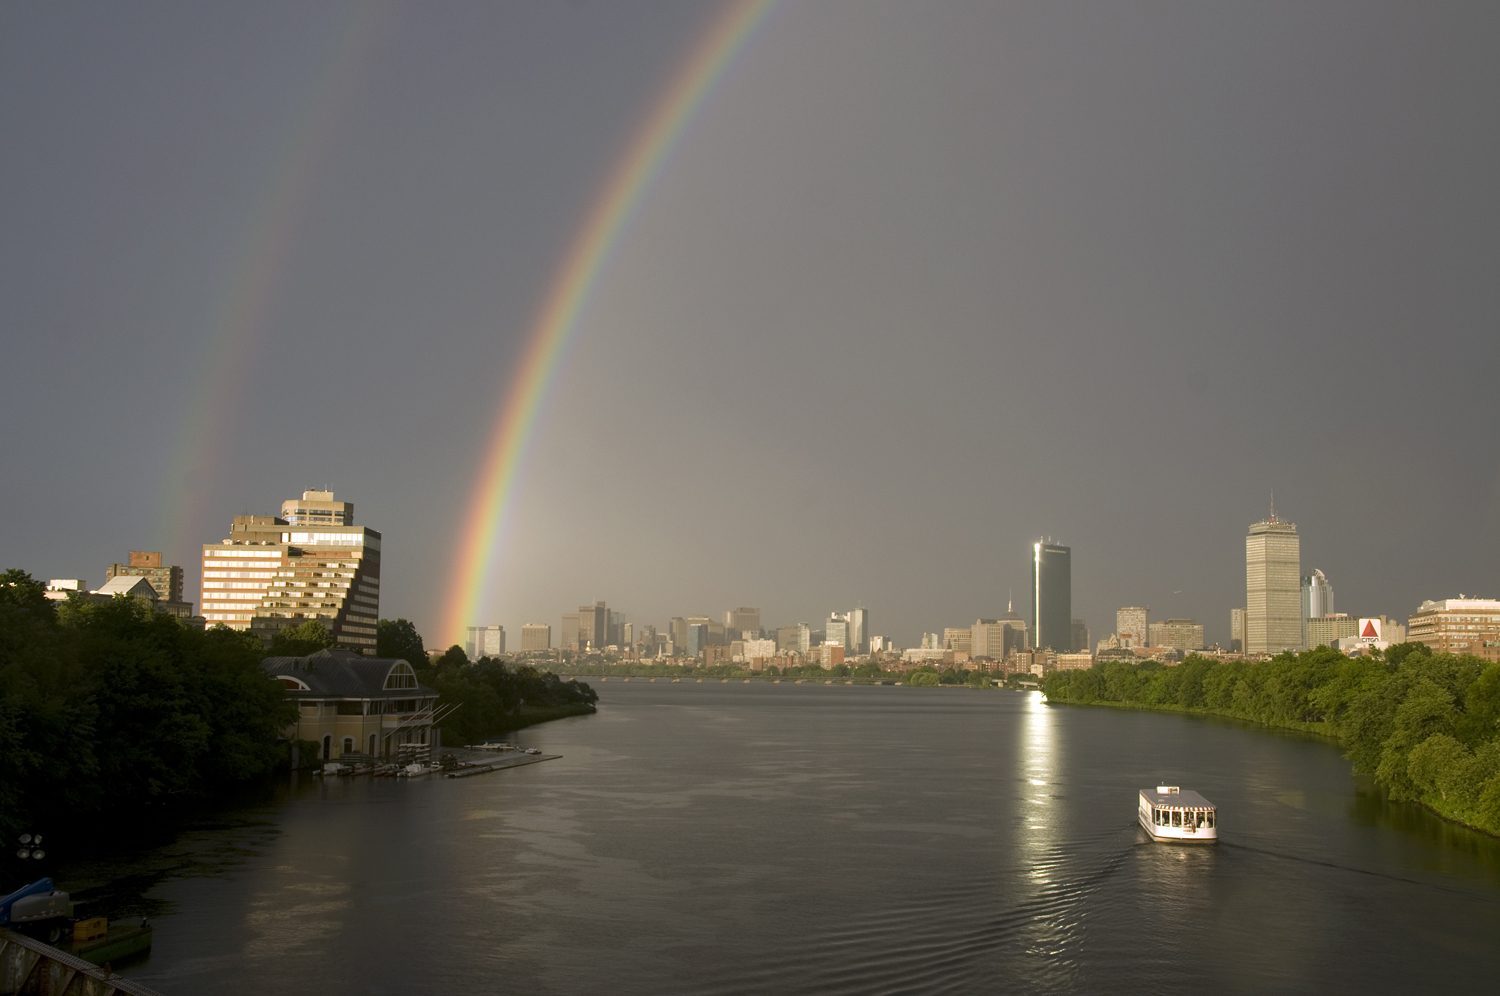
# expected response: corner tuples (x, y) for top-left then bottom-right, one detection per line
(68, 683), (1500, 993)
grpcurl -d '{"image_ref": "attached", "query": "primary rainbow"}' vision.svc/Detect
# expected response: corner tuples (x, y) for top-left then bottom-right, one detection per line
(439, 0), (773, 645)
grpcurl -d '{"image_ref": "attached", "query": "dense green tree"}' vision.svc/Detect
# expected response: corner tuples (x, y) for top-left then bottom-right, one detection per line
(0, 571), (296, 877)
(1376, 678), (1455, 799)
(377, 618), (427, 666)
(1458, 664), (1500, 745)
(434, 645), (469, 669)
(1406, 734), (1476, 808)
(416, 655), (596, 743)
(268, 619), (335, 657)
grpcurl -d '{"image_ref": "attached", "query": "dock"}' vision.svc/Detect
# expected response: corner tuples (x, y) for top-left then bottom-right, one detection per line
(444, 749), (559, 779)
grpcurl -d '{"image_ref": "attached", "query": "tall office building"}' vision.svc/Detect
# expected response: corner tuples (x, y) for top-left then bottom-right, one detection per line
(1302, 569), (1335, 619)
(1246, 504), (1301, 655)
(521, 624), (551, 652)
(1301, 569), (1335, 649)
(578, 602), (607, 651)
(725, 607), (761, 639)
(998, 596), (1029, 657)
(971, 619), (1008, 659)
(1116, 607), (1149, 649)
(776, 623), (811, 655)
(687, 622), (707, 657)
(826, 612), (850, 648)
(1070, 619), (1089, 655)
(1031, 540), (1072, 652)
(560, 612), (582, 651)
(466, 625), (505, 659)
(682, 616), (724, 646)
(200, 489), (380, 653)
(1230, 608), (1246, 653)
(848, 607), (868, 655)
(943, 627), (973, 654)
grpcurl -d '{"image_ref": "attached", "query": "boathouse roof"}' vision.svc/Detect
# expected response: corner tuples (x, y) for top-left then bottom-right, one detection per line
(261, 649), (434, 699)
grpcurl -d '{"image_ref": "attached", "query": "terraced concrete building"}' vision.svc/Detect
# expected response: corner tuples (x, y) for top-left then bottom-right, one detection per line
(201, 489), (380, 653)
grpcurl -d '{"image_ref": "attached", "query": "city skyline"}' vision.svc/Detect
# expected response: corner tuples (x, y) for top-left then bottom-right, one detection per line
(5, 2), (1499, 649)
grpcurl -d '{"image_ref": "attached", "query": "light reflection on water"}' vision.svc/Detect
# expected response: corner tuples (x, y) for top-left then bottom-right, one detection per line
(71, 682), (1500, 995)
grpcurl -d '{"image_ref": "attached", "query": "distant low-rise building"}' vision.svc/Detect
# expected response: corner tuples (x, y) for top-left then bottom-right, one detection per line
(94, 576), (160, 603)
(737, 638), (776, 663)
(1054, 652), (1094, 671)
(106, 550), (194, 618)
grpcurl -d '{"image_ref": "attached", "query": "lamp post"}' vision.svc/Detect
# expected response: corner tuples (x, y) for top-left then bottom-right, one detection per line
(15, 833), (45, 864)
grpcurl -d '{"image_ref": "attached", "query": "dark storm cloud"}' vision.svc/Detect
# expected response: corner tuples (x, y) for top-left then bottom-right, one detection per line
(3, 2), (1496, 646)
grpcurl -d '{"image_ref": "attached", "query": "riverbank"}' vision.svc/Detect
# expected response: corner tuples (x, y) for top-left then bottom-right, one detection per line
(1043, 647), (1500, 840)
(1043, 695), (1337, 739)
(500, 702), (597, 731)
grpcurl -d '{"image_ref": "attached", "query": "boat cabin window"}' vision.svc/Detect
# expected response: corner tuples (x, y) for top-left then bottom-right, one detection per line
(1171, 810), (1182, 827)
(1206, 812), (1214, 829)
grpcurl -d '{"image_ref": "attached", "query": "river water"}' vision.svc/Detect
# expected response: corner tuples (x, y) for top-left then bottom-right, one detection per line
(67, 682), (1500, 994)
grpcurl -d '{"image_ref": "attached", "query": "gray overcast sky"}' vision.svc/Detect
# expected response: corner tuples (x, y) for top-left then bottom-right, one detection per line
(4, 1), (1498, 648)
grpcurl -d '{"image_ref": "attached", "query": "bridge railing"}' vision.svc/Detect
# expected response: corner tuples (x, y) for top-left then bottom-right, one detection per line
(0, 928), (161, 996)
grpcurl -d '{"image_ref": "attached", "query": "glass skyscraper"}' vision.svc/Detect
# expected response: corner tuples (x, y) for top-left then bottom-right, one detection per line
(1031, 540), (1072, 652)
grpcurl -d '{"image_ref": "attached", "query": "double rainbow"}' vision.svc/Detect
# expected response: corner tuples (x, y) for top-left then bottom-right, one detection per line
(438, 0), (773, 644)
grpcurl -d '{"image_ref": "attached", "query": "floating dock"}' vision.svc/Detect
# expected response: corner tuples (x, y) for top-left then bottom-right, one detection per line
(444, 752), (559, 778)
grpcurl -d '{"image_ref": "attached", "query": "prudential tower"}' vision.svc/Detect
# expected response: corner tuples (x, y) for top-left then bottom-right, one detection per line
(1245, 499), (1301, 655)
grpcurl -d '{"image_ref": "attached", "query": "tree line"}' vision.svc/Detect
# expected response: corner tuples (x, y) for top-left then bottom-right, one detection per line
(0, 569), (294, 877)
(0, 570), (596, 881)
(1041, 644), (1500, 836)
(372, 618), (598, 745)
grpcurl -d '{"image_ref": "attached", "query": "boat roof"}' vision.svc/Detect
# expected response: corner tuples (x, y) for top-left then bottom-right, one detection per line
(1140, 786), (1215, 809)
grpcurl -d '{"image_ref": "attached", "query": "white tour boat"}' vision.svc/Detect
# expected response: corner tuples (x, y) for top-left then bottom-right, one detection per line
(1138, 785), (1217, 843)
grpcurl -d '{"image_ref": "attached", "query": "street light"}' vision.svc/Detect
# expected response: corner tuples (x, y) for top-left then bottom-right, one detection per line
(16, 833), (45, 862)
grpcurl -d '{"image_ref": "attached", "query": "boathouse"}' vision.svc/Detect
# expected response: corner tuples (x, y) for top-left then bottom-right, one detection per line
(261, 649), (439, 762)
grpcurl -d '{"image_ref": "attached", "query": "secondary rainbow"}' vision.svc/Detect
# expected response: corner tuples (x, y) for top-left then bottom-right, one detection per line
(158, 9), (392, 557)
(440, 0), (773, 644)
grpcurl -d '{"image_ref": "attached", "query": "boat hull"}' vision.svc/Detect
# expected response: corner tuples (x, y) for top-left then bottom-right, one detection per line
(1138, 809), (1217, 843)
